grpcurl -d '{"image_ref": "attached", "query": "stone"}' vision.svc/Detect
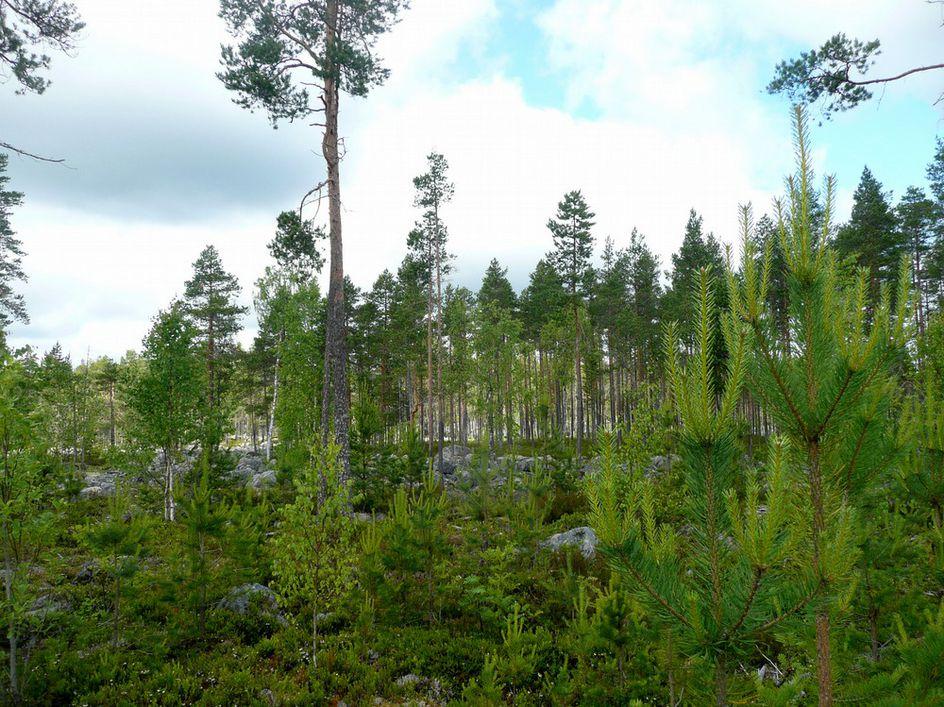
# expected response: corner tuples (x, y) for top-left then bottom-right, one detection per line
(514, 456), (552, 473)
(434, 457), (457, 477)
(757, 662), (785, 686)
(495, 454), (526, 469)
(441, 444), (471, 462)
(540, 526), (599, 560)
(79, 485), (111, 500)
(218, 583), (280, 617)
(354, 512), (386, 522)
(74, 561), (98, 584)
(232, 451), (266, 481)
(646, 454), (680, 476)
(394, 674), (442, 698)
(248, 469), (278, 490)
(27, 594), (71, 619)
(78, 469), (123, 499)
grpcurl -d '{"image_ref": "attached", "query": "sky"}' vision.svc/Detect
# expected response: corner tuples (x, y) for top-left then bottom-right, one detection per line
(3, 0), (944, 359)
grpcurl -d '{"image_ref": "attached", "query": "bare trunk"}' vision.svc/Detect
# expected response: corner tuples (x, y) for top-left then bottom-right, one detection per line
(266, 354), (280, 462)
(435, 219), (444, 470)
(321, 0), (350, 477)
(312, 602), (319, 670)
(715, 655), (728, 707)
(426, 249), (434, 460)
(575, 305), (583, 458)
(165, 448), (176, 522)
(108, 383), (116, 448)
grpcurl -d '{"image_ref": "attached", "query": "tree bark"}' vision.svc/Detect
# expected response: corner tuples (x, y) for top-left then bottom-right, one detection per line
(435, 215), (444, 470)
(320, 0), (350, 477)
(575, 304), (583, 458)
(266, 353), (280, 462)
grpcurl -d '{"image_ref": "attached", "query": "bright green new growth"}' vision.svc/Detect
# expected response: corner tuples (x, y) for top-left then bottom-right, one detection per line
(588, 266), (793, 705)
(271, 442), (355, 670)
(729, 105), (910, 705)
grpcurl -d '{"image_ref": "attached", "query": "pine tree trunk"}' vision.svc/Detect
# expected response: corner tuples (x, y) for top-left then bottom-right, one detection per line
(608, 335), (616, 431)
(312, 602), (319, 670)
(575, 304), (583, 458)
(320, 0), (350, 477)
(435, 211), (444, 470)
(714, 655), (728, 707)
(426, 247), (434, 459)
(816, 611), (832, 706)
(810, 439), (832, 706)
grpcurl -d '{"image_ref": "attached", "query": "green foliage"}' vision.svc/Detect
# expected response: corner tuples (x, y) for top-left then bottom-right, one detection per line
(462, 652), (504, 704)
(834, 166), (904, 299)
(128, 305), (202, 519)
(382, 469), (448, 623)
(730, 106), (910, 704)
(0, 0), (84, 95)
(181, 245), (247, 449)
(0, 155), (27, 333)
(270, 442), (355, 668)
(767, 33), (882, 118)
(177, 464), (228, 637)
(0, 352), (56, 702)
(81, 486), (149, 646)
(589, 266), (795, 704)
(218, 0), (410, 119)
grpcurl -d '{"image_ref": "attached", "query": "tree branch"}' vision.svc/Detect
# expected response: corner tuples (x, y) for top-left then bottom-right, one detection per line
(0, 140), (65, 164)
(846, 62), (944, 87)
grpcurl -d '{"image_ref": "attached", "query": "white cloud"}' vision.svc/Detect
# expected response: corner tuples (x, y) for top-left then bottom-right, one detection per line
(5, 0), (940, 358)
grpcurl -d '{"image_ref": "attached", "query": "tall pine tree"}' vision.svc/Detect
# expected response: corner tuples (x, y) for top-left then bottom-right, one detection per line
(548, 190), (595, 457)
(411, 152), (453, 465)
(219, 0), (410, 474)
(834, 166), (903, 301)
(182, 245), (247, 450)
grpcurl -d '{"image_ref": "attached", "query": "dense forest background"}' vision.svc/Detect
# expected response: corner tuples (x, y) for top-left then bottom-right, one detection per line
(2, 1), (944, 705)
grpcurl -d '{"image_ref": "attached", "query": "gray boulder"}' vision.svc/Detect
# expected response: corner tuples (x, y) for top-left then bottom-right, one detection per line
(647, 454), (680, 476)
(434, 445), (472, 476)
(232, 452), (266, 481)
(514, 455), (553, 473)
(74, 560), (98, 584)
(540, 526), (599, 560)
(495, 454), (526, 469)
(441, 444), (471, 462)
(248, 469), (278, 490)
(79, 469), (122, 499)
(434, 457), (457, 477)
(27, 594), (71, 619)
(79, 485), (112, 500)
(218, 583), (280, 617)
